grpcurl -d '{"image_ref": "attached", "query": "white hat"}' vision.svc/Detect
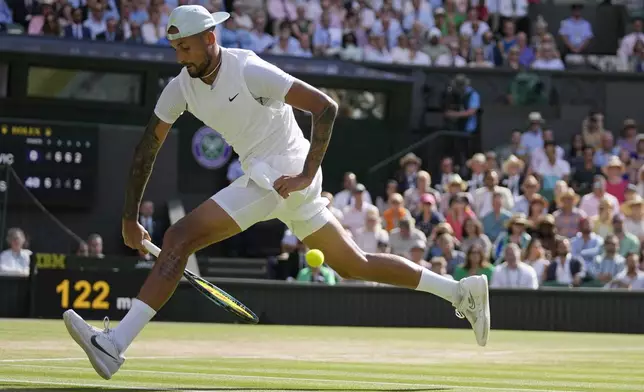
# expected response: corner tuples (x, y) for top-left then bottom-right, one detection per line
(167, 5), (230, 40)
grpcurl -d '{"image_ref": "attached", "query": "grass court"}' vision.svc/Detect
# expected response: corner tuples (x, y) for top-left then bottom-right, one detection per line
(0, 319), (642, 391)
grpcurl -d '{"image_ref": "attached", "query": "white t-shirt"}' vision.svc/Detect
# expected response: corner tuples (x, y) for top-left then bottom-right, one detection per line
(525, 258), (549, 282)
(532, 59), (566, 71)
(0, 249), (32, 277)
(155, 53), (294, 126)
(579, 193), (620, 218)
(332, 189), (373, 209)
(625, 218), (644, 239)
(435, 53), (467, 67)
(354, 228), (389, 253)
(535, 159), (571, 190)
(490, 262), (538, 289)
(342, 204), (378, 235)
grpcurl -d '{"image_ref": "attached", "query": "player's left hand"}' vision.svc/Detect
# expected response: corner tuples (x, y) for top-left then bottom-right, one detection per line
(273, 173), (313, 199)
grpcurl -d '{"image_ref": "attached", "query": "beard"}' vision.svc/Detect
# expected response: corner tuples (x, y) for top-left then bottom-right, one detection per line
(186, 55), (212, 78)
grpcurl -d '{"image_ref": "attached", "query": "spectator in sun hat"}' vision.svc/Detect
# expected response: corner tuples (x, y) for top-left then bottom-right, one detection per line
(603, 156), (629, 204)
(466, 153), (486, 191)
(617, 119), (639, 155)
(533, 214), (561, 257)
(397, 153), (422, 194)
(579, 175), (620, 218)
(612, 213), (641, 257)
(389, 217), (427, 257)
(422, 26), (449, 63)
(624, 183), (640, 204)
(341, 183), (379, 236)
(440, 174), (470, 214)
(492, 213), (532, 262)
(414, 193), (445, 238)
(570, 217), (604, 269)
(408, 239), (431, 267)
(518, 112), (545, 156)
(333, 172), (373, 210)
(501, 155), (525, 197)
(622, 197), (644, 240)
(553, 188), (587, 238)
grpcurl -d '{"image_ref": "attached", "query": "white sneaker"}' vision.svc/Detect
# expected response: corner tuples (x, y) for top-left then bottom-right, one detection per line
(63, 310), (125, 379)
(453, 275), (490, 347)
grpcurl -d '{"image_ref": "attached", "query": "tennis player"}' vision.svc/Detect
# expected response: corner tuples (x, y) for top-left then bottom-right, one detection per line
(63, 5), (490, 380)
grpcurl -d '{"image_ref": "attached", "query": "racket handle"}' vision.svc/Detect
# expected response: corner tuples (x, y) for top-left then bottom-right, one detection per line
(142, 239), (161, 257)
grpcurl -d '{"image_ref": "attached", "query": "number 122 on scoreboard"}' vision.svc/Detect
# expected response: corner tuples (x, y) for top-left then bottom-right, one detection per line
(55, 279), (110, 310)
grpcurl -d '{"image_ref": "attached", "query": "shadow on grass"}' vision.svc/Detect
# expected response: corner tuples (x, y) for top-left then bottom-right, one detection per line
(0, 388), (451, 391)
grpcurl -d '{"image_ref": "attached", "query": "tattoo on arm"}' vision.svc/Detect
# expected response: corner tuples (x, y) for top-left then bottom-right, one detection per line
(302, 102), (338, 179)
(123, 115), (163, 220)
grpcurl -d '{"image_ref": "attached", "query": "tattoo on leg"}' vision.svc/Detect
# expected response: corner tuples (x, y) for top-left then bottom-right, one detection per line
(157, 252), (183, 281)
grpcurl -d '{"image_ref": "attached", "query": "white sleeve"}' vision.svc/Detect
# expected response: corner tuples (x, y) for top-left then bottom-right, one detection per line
(243, 54), (295, 103)
(154, 78), (186, 125)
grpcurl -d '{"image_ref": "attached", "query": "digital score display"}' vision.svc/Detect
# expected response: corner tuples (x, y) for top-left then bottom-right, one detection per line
(0, 119), (98, 208)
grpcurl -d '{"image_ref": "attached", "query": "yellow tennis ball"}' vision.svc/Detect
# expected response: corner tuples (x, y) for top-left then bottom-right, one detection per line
(305, 249), (325, 268)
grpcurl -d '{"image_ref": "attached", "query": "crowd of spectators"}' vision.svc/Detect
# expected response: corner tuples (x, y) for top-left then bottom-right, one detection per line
(1, 0), (643, 71)
(284, 111), (644, 289)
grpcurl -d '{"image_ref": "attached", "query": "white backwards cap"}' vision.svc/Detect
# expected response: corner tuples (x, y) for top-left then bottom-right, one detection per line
(166, 5), (230, 40)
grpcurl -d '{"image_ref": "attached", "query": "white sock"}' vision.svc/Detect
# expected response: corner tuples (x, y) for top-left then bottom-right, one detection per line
(112, 298), (156, 353)
(415, 268), (460, 304)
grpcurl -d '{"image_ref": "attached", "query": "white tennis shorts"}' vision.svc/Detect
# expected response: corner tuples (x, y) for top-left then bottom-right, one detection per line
(211, 160), (332, 240)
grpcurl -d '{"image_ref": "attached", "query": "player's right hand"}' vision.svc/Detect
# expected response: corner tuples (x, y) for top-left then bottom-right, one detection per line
(122, 219), (151, 253)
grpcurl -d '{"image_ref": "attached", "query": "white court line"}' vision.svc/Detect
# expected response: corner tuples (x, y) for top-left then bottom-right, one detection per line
(3, 364), (582, 392)
(0, 356), (195, 363)
(0, 378), (159, 390)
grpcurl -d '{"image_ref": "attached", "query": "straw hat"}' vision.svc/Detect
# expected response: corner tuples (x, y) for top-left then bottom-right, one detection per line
(447, 174), (468, 191)
(530, 194), (549, 210)
(466, 153), (486, 168)
(621, 196), (644, 217)
(602, 156), (626, 176)
(502, 155), (525, 174)
(536, 214), (556, 226)
(623, 118), (637, 131)
(556, 188), (580, 207)
(505, 213), (531, 229)
(399, 153), (422, 168)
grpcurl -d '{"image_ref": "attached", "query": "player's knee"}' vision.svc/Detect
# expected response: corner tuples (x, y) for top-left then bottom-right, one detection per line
(161, 224), (191, 255)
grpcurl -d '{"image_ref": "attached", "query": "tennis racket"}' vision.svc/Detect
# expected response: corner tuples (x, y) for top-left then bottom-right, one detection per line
(142, 239), (259, 324)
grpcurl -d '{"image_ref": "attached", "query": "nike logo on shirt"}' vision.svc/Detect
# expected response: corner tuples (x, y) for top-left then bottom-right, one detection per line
(90, 335), (118, 361)
(228, 93), (239, 102)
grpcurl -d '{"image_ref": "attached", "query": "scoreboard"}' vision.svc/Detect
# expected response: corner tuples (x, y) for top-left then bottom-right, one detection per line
(0, 119), (98, 208)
